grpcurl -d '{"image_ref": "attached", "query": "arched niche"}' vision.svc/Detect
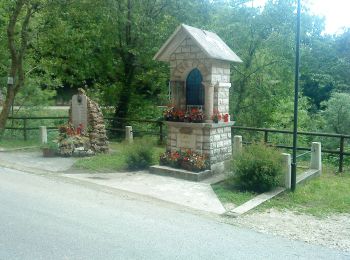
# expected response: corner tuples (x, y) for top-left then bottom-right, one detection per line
(186, 68), (204, 107)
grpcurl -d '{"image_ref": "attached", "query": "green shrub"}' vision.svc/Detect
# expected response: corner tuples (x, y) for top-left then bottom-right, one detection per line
(125, 138), (156, 170)
(231, 143), (283, 193)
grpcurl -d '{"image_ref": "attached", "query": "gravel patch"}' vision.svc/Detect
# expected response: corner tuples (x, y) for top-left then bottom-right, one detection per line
(226, 209), (350, 252)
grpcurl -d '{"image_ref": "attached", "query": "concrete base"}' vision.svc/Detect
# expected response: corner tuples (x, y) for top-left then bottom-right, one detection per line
(149, 165), (213, 182)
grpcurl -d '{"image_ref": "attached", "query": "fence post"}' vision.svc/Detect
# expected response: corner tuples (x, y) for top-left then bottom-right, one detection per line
(282, 153), (291, 189)
(233, 135), (243, 156)
(339, 137), (344, 173)
(264, 130), (268, 143)
(159, 122), (164, 144)
(23, 118), (27, 141)
(310, 142), (322, 173)
(125, 126), (133, 143)
(39, 126), (48, 144)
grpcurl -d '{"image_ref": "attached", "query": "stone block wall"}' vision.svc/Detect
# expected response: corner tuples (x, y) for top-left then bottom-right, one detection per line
(214, 84), (230, 115)
(206, 125), (232, 164)
(211, 60), (231, 84)
(170, 36), (211, 82)
(166, 122), (233, 167)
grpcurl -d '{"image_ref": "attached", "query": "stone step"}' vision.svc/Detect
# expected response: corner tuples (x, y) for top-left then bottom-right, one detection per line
(149, 165), (213, 182)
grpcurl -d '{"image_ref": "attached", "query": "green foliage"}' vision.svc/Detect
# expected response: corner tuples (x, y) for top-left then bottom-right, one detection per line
(0, 0), (349, 131)
(212, 181), (255, 206)
(231, 143), (283, 193)
(73, 140), (164, 172)
(124, 138), (156, 170)
(321, 93), (350, 135)
(0, 139), (38, 149)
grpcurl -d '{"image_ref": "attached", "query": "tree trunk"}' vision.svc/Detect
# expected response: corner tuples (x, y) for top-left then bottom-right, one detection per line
(0, 1), (32, 138)
(112, 0), (135, 137)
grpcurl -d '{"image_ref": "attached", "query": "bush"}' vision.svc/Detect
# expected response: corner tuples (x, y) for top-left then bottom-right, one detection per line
(231, 143), (283, 193)
(125, 138), (156, 170)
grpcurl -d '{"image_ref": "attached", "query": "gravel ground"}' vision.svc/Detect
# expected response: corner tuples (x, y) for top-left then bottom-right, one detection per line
(226, 209), (350, 252)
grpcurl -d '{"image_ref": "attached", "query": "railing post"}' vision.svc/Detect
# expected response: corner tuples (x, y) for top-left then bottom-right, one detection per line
(282, 153), (291, 189)
(23, 118), (27, 141)
(159, 122), (164, 144)
(264, 130), (268, 144)
(310, 142), (322, 173)
(125, 126), (133, 143)
(339, 137), (344, 173)
(39, 126), (48, 144)
(233, 135), (243, 157)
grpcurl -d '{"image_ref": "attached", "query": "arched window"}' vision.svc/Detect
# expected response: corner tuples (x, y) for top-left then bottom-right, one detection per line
(186, 68), (204, 106)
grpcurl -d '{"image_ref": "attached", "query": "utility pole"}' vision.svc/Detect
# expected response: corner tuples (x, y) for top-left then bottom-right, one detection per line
(291, 0), (301, 192)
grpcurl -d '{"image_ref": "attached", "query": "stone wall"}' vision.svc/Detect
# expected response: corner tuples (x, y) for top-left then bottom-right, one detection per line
(170, 36), (211, 82)
(166, 121), (233, 166)
(214, 84), (230, 115)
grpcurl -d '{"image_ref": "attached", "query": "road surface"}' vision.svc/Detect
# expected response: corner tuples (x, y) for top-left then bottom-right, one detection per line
(0, 167), (348, 259)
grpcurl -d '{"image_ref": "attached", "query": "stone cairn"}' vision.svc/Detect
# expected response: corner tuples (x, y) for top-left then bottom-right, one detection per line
(68, 88), (109, 154)
(86, 96), (109, 153)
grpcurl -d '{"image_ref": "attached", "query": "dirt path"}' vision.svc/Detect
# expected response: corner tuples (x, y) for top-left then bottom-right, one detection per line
(226, 209), (350, 252)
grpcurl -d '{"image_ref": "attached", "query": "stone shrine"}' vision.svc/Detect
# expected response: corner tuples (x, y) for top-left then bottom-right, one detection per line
(69, 88), (108, 153)
(154, 24), (242, 173)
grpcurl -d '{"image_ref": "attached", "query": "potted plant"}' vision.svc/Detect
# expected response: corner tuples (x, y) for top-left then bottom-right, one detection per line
(212, 109), (222, 123)
(223, 113), (230, 122)
(190, 108), (204, 123)
(41, 140), (58, 157)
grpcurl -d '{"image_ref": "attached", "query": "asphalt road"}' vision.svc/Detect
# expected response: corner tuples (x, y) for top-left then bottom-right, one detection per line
(0, 167), (348, 259)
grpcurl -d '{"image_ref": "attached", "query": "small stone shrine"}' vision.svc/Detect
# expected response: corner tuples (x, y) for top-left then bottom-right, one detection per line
(69, 88), (108, 153)
(153, 24), (242, 173)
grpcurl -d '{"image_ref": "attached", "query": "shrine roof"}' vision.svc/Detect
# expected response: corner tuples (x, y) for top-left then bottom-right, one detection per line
(154, 24), (242, 63)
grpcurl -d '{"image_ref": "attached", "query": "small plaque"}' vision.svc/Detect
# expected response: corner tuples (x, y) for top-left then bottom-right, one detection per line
(7, 77), (14, 85)
(177, 133), (196, 150)
(179, 127), (193, 134)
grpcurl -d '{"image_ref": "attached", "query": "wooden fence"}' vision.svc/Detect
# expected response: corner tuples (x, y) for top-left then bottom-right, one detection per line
(232, 126), (350, 173)
(5, 116), (349, 172)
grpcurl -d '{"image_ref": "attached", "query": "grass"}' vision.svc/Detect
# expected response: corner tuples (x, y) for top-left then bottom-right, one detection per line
(212, 181), (256, 206)
(0, 138), (39, 149)
(258, 165), (350, 216)
(213, 165), (350, 217)
(73, 139), (165, 172)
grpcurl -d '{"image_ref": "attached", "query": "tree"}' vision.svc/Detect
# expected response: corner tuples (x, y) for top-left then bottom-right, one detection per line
(0, 0), (38, 136)
(322, 93), (350, 135)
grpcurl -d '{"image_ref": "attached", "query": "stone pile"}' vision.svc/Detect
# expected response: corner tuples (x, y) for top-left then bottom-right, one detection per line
(69, 88), (108, 154)
(87, 98), (109, 153)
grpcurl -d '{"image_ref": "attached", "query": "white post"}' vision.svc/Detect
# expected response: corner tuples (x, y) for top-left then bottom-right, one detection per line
(233, 135), (242, 156)
(39, 126), (47, 145)
(125, 126), (133, 143)
(310, 142), (322, 173)
(282, 153), (291, 188)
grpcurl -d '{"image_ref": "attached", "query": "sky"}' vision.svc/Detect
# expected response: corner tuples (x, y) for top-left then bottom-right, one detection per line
(250, 0), (350, 34)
